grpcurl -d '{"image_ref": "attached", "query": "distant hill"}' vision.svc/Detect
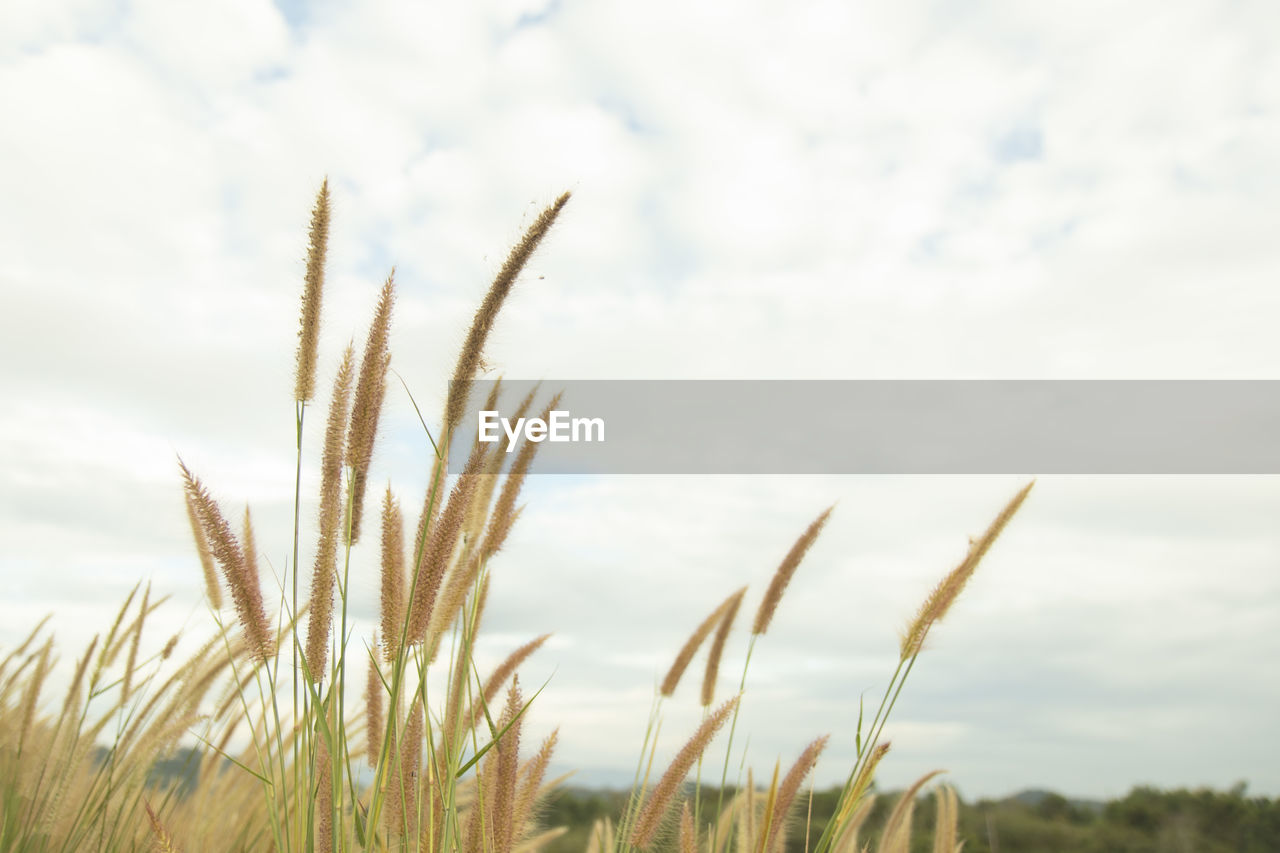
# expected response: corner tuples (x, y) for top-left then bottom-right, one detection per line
(1008, 787), (1105, 815)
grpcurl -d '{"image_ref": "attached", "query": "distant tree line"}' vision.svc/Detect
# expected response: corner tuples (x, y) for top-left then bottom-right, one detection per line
(536, 781), (1280, 852)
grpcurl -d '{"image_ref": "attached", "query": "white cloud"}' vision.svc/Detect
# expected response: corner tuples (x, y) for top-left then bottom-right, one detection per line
(2, 0), (1279, 800)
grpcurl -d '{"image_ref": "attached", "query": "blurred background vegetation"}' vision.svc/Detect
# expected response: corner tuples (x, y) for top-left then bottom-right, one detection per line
(532, 780), (1280, 853)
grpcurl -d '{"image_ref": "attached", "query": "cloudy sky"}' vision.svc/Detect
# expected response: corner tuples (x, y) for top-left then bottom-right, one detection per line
(3, 0), (1279, 802)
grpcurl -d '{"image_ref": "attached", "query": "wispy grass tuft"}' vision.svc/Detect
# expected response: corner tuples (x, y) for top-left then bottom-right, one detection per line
(752, 505), (835, 637)
(295, 178), (330, 404)
(443, 193), (571, 439)
(179, 460), (274, 662)
(307, 343), (354, 679)
(629, 697), (740, 850)
(345, 273), (395, 544)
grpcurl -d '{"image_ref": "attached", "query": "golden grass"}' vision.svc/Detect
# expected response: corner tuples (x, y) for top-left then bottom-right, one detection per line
(751, 505), (835, 637)
(630, 698), (741, 850)
(0, 184), (1032, 853)
(295, 178), (330, 404)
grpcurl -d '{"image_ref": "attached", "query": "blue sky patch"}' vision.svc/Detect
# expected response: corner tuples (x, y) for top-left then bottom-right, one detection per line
(993, 125), (1044, 164)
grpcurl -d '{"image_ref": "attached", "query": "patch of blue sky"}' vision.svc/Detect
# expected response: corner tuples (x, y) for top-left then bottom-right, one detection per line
(272, 0), (312, 32)
(489, 0), (563, 44)
(595, 95), (651, 136)
(913, 230), (947, 262)
(992, 124), (1044, 164)
(251, 65), (290, 85)
(514, 0), (563, 31)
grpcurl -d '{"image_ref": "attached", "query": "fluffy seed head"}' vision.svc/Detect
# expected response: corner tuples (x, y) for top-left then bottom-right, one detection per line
(702, 586), (747, 706)
(295, 178), (330, 402)
(366, 638), (384, 767)
(835, 741), (891, 829)
(492, 678), (524, 853)
(763, 736), (829, 853)
(482, 392), (563, 561)
(630, 696), (740, 849)
(880, 769), (946, 852)
(180, 461), (274, 661)
(932, 785), (959, 853)
(406, 444), (485, 647)
(144, 800), (181, 853)
(464, 633), (551, 733)
(443, 193), (570, 437)
(379, 486), (406, 661)
(753, 506), (834, 636)
(306, 346), (354, 679)
(183, 487), (222, 609)
(679, 803), (697, 853)
(315, 732), (334, 853)
(900, 481), (1033, 661)
(512, 728), (559, 843)
(661, 587), (742, 699)
(345, 274), (395, 543)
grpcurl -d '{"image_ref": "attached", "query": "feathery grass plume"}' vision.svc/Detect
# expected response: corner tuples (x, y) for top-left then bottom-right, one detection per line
(878, 769), (945, 853)
(96, 581), (141, 674)
(16, 637), (53, 756)
(40, 637), (101, 836)
(425, 540), (489, 646)
(179, 461), (274, 661)
(392, 699), (425, 838)
(406, 443), (486, 647)
(742, 766), (758, 853)
(474, 570), (492, 631)
(0, 614), (50, 688)
(753, 505), (834, 636)
(630, 696), (740, 850)
(679, 802), (697, 853)
(121, 584), (150, 705)
(518, 827), (570, 851)
(586, 818), (615, 853)
(701, 586), (746, 707)
(460, 378), (513, 542)
(833, 741), (890, 829)
(511, 728), (558, 844)
(460, 634), (551, 734)
(443, 192), (570, 438)
(183, 488), (222, 609)
(762, 735), (829, 853)
(294, 178), (330, 403)
(661, 589), (739, 698)
(241, 506), (259, 603)
(492, 677), (525, 853)
(379, 485), (405, 661)
(104, 590), (169, 670)
(932, 785), (959, 853)
(831, 794), (877, 853)
(481, 392), (562, 562)
(307, 345), (354, 679)
(315, 730), (334, 853)
(58, 635), (97, 734)
(345, 274), (395, 543)
(144, 799), (181, 853)
(900, 481), (1033, 661)
(366, 636), (384, 767)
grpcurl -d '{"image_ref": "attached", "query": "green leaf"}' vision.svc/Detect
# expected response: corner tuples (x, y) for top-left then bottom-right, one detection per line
(855, 694), (865, 758)
(454, 678), (550, 779)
